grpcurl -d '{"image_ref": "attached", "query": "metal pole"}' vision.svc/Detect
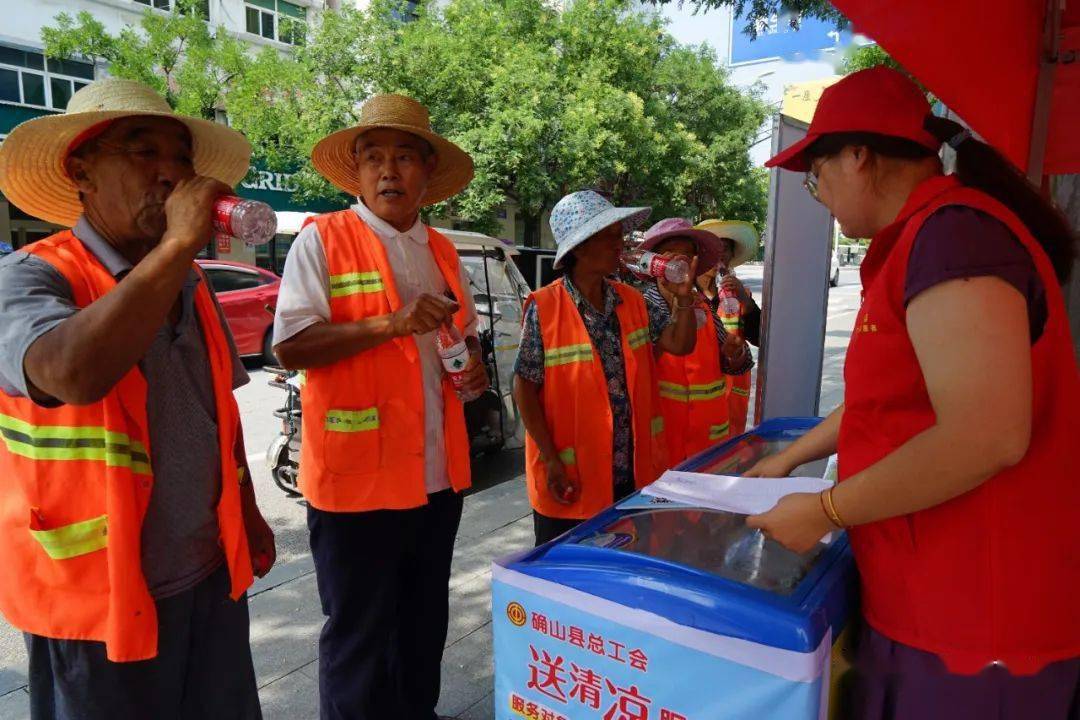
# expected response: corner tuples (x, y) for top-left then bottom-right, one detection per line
(481, 251), (505, 434)
(1027, 0), (1063, 182)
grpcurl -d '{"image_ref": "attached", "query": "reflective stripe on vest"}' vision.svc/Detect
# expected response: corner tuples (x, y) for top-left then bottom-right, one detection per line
(627, 327), (649, 350)
(544, 343), (594, 368)
(731, 385), (751, 398)
(651, 416), (664, 435)
(29, 515), (108, 560)
(558, 448), (576, 465)
(0, 414), (151, 474)
(329, 271), (384, 298)
(657, 379), (727, 402)
(708, 422), (731, 440)
(324, 408), (379, 432)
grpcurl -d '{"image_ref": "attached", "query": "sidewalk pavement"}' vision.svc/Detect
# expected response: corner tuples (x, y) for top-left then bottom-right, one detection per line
(0, 473), (534, 720)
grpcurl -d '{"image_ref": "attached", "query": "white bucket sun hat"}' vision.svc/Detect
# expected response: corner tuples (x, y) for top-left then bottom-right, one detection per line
(311, 93), (474, 207)
(0, 77), (252, 227)
(549, 190), (651, 269)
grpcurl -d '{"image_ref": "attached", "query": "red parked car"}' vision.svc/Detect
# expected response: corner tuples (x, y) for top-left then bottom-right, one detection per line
(196, 260), (280, 364)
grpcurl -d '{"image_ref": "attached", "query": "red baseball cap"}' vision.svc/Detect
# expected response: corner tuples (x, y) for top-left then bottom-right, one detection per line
(765, 66), (939, 172)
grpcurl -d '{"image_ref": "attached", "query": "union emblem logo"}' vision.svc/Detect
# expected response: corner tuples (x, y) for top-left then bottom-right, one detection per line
(506, 601), (527, 627)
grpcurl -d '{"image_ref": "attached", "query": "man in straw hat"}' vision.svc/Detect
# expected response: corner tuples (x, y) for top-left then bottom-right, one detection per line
(271, 93), (486, 719)
(0, 78), (274, 718)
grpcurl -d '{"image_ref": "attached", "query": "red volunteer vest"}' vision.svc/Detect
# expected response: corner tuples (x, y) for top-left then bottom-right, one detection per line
(298, 211), (471, 511)
(839, 175), (1080, 674)
(0, 231), (252, 662)
(524, 279), (668, 519)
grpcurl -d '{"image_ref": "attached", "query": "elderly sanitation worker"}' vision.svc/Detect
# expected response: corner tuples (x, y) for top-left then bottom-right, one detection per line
(694, 219), (760, 435)
(0, 78), (275, 720)
(746, 67), (1080, 719)
(638, 218), (753, 463)
(513, 191), (699, 546)
(272, 94), (486, 720)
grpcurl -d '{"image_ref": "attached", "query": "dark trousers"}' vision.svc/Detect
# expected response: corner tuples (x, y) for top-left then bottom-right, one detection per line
(308, 489), (464, 720)
(533, 512), (582, 546)
(25, 564), (261, 720)
(849, 621), (1080, 720)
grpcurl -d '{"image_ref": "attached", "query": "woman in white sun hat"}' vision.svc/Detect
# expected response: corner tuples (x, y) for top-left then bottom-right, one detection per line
(513, 190), (699, 546)
(0, 77), (271, 720)
(695, 219), (761, 434)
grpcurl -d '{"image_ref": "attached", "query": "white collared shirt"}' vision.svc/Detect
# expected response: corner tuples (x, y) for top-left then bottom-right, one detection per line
(273, 202), (479, 495)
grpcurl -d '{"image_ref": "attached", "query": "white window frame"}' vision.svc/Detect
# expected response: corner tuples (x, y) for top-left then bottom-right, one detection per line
(0, 53), (93, 111)
(244, 1), (307, 46)
(131, 0), (211, 20)
(132, 0), (173, 10)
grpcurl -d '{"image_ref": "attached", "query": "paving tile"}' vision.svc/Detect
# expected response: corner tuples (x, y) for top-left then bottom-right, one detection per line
(258, 668), (319, 720)
(436, 623), (494, 719)
(248, 572), (323, 689)
(0, 688), (29, 720)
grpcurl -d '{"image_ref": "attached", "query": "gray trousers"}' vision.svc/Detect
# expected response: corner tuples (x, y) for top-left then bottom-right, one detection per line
(25, 564), (261, 720)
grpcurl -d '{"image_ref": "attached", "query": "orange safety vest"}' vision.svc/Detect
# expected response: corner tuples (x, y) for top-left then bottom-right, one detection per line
(298, 210), (471, 511)
(524, 278), (667, 519)
(726, 371), (752, 436)
(0, 231), (252, 662)
(656, 297), (730, 464)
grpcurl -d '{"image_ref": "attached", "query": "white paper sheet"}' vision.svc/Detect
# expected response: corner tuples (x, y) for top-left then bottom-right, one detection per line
(641, 471), (834, 516)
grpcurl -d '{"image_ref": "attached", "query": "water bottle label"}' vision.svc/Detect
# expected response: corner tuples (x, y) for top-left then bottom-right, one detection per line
(212, 195), (244, 235)
(647, 255), (669, 278)
(441, 344), (470, 388)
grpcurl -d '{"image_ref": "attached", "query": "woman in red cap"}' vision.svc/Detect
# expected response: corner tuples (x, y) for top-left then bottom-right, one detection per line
(745, 66), (1079, 719)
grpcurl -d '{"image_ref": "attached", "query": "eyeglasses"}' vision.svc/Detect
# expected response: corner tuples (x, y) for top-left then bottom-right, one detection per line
(803, 156), (832, 203)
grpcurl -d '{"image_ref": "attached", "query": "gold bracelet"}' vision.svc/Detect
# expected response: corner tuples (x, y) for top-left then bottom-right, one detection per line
(819, 491), (841, 529)
(825, 487), (847, 528)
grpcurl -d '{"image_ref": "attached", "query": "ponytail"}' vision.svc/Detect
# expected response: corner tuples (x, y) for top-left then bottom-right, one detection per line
(924, 116), (1076, 283)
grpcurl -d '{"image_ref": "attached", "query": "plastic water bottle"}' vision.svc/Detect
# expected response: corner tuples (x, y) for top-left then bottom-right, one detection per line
(623, 249), (690, 283)
(436, 322), (480, 400)
(717, 266), (742, 340)
(213, 196), (277, 247)
(694, 306), (709, 328)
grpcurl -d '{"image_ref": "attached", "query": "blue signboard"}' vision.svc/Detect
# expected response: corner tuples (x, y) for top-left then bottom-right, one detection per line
(730, 13), (852, 65)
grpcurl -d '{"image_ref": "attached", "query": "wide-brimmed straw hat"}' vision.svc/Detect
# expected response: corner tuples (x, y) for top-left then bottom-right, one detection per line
(640, 217), (723, 272)
(549, 190), (651, 269)
(0, 78), (252, 227)
(310, 94), (474, 206)
(694, 219), (760, 269)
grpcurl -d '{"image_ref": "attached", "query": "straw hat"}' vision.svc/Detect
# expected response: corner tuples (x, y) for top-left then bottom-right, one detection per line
(310, 94), (474, 206)
(693, 219), (760, 269)
(0, 78), (252, 227)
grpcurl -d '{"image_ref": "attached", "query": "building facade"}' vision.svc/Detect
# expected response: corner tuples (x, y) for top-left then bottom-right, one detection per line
(0, 0), (334, 261)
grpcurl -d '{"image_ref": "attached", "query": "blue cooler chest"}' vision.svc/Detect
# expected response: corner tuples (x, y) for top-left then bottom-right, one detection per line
(492, 418), (857, 720)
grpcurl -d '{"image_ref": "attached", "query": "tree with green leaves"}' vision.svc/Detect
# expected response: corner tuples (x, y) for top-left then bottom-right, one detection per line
(43, 0), (771, 241)
(42, 0), (249, 120)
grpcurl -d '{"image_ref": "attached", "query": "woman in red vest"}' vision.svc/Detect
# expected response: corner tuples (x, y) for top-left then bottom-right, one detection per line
(745, 67), (1079, 719)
